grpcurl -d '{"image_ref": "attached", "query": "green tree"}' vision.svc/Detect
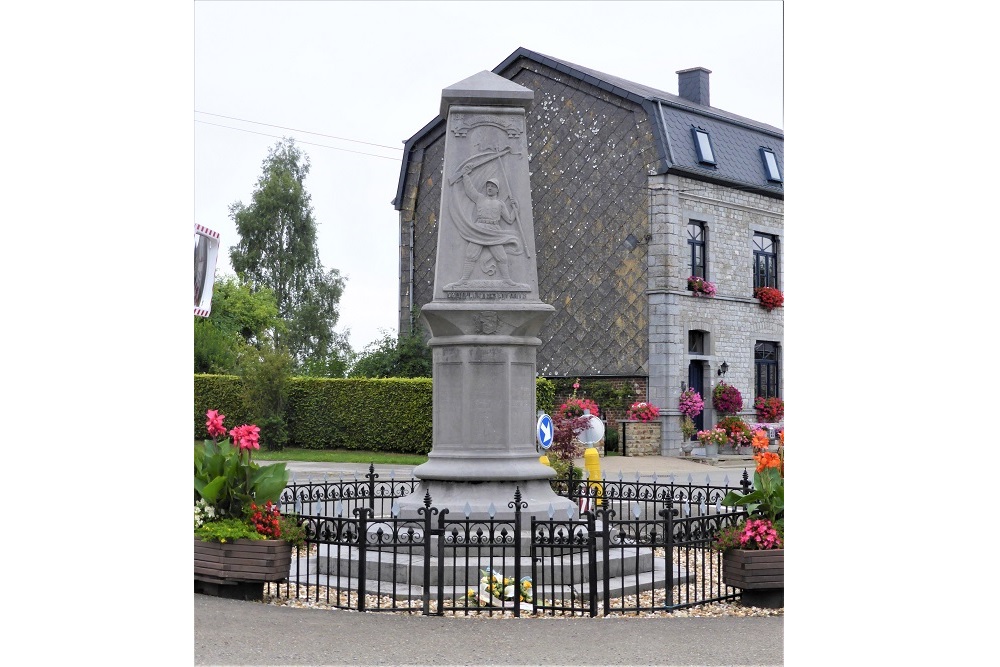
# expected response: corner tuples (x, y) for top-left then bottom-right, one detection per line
(229, 138), (348, 375)
(349, 328), (432, 378)
(194, 274), (284, 374)
(238, 343), (294, 451)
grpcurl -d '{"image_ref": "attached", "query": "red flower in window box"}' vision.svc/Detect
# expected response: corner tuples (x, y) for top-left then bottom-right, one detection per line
(753, 287), (784, 311)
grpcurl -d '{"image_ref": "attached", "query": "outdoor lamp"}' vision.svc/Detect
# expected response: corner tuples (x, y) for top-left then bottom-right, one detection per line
(717, 361), (728, 376)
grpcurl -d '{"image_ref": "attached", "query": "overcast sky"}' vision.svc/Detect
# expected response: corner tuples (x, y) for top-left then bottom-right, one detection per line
(195, 1), (783, 352)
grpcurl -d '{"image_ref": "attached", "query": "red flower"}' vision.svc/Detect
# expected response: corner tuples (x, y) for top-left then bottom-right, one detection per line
(230, 424), (261, 452)
(753, 287), (784, 311)
(205, 410), (227, 439)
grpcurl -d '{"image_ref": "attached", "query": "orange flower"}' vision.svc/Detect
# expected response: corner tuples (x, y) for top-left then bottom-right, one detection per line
(754, 451), (781, 473)
(779, 429), (784, 446)
(751, 429), (770, 451)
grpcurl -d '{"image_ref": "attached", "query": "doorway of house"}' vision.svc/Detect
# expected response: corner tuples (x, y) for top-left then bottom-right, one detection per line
(688, 360), (705, 437)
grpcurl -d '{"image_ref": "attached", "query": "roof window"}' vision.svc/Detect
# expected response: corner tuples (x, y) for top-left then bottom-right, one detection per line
(692, 127), (716, 165)
(760, 147), (782, 182)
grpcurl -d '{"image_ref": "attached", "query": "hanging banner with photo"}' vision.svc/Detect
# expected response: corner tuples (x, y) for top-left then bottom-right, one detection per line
(194, 224), (220, 317)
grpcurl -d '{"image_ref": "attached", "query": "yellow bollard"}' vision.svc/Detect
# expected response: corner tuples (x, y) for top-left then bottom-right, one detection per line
(539, 454), (551, 467)
(583, 447), (603, 506)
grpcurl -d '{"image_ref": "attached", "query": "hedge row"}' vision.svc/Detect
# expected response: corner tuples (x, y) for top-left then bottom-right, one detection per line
(195, 375), (557, 455)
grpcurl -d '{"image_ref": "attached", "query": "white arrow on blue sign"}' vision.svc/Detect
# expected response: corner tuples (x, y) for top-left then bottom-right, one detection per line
(536, 413), (554, 450)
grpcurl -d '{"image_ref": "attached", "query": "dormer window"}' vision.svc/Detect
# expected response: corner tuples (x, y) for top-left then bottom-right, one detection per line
(692, 127), (716, 165)
(760, 147), (782, 182)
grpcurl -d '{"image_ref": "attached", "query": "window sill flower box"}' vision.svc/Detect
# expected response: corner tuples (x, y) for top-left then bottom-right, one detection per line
(753, 287), (784, 311)
(687, 276), (717, 297)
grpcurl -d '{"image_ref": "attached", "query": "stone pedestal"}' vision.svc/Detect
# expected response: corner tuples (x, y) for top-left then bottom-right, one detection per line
(618, 420), (662, 457)
(397, 71), (574, 522)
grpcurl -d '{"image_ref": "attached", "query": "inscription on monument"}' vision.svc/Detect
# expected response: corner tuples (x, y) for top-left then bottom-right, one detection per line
(445, 291), (527, 300)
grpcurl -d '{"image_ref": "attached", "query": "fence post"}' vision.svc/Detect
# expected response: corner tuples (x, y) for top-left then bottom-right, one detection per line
(661, 497), (675, 609)
(740, 468), (752, 495)
(586, 508), (597, 617)
(436, 503), (449, 616)
(355, 506), (370, 612)
(418, 489), (437, 615)
(366, 463), (379, 512)
(595, 505), (611, 615)
(510, 487), (525, 618)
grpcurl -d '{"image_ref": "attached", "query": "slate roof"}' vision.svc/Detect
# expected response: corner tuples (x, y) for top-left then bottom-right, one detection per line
(394, 47), (783, 209)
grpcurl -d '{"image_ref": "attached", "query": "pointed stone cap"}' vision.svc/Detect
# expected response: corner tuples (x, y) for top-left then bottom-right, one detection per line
(440, 70), (534, 116)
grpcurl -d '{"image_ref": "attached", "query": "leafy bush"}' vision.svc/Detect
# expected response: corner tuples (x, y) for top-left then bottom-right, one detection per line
(604, 426), (619, 453)
(194, 410), (288, 518)
(535, 377), (556, 415)
(195, 375), (559, 454)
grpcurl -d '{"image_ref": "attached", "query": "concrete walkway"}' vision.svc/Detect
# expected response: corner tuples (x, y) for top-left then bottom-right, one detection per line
(278, 453), (757, 489)
(195, 594), (784, 666)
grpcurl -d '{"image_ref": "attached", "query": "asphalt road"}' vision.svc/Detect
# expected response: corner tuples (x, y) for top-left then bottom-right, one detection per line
(194, 594), (784, 666)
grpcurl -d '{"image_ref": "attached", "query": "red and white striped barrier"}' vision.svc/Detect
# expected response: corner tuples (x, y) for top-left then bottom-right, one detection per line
(194, 223), (221, 317)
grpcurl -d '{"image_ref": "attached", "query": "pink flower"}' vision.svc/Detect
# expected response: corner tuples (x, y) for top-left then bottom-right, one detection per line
(573, 382), (580, 390)
(230, 424), (260, 451)
(205, 410), (226, 439)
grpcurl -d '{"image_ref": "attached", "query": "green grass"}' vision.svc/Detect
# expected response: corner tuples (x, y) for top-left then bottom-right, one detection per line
(256, 448), (428, 465)
(194, 441), (427, 465)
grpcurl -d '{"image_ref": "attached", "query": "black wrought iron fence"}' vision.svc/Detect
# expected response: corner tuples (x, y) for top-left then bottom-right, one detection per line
(266, 463), (754, 616)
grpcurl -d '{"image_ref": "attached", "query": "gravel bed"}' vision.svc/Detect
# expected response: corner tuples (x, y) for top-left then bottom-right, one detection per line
(262, 545), (782, 619)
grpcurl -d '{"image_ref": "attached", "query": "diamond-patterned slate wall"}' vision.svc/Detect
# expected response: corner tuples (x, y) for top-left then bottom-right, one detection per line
(400, 59), (661, 378)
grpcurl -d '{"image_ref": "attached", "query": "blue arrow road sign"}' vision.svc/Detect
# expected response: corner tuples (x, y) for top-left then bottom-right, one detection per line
(536, 413), (554, 449)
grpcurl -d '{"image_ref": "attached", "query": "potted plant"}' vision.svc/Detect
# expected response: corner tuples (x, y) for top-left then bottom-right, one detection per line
(718, 436), (785, 608)
(679, 416), (697, 455)
(716, 416), (752, 453)
(194, 410), (305, 600)
(678, 388), (704, 421)
(687, 275), (717, 297)
(712, 381), (743, 416)
(555, 379), (601, 420)
(712, 518), (784, 607)
(696, 427), (727, 458)
(626, 401), (660, 422)
(753, 396), (784, 424)
(753, 286), (784, 312)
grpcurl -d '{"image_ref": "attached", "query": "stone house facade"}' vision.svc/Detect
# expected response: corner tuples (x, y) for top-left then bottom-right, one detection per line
(393, 48), (783, 455)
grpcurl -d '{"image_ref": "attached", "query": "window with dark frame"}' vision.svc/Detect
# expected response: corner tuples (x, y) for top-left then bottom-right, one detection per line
(753, 232), (778, 289)
(760, 147), (782, 182)
(687, 221), (705, 279)
(692, 127), (716, 165)
(688, 330), (705, 354)
(755, 341), (780, 399)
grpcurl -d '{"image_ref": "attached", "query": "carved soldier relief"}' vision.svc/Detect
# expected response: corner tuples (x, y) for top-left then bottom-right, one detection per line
(442, 116), (531, 294)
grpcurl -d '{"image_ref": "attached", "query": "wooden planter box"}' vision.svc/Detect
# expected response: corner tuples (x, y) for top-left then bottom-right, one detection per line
(722, 548), (784, 589)
(194, 538), (292, 584)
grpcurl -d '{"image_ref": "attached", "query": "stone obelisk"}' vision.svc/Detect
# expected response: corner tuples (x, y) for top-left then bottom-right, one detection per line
(397, 71), (575, 521)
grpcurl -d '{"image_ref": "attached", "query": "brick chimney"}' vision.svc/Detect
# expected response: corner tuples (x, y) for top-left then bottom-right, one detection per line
(676, 67), (712, 107)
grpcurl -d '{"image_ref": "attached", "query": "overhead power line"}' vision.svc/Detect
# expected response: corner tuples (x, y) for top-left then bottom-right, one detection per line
(195, 120), (400, 161)
(195, 111), (402, 151)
